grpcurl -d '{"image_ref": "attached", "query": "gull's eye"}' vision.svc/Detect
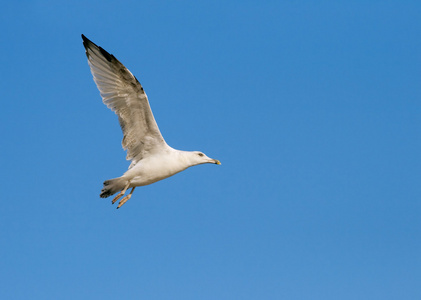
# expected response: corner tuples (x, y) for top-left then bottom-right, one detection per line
(198, 153), (204, 157)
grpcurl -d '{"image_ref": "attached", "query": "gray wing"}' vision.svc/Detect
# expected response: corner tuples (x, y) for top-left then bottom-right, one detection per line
(82, 35), (167, 167)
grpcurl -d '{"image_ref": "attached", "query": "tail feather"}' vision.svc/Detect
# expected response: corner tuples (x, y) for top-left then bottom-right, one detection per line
(100, 177), (128, 198)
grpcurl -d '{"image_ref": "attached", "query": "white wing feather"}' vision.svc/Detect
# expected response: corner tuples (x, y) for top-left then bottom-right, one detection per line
(82, 35), (167, 167)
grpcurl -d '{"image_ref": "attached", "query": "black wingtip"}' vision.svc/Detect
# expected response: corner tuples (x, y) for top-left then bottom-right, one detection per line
(81, 34), (89, 44)
(81, 34), (94, 48)
(81, 34), (115, 63)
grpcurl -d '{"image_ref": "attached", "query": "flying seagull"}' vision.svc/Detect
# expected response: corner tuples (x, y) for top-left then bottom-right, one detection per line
(81, 34), (220, 209)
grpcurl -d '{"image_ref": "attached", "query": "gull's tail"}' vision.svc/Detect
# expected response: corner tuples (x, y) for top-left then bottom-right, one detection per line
(100, 177), (128, 198)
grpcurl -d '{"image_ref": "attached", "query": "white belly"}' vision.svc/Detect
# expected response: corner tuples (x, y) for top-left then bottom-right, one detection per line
(123, 155), (190, 187)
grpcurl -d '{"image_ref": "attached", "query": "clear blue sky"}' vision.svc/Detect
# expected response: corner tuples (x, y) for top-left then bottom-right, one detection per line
(1, 1), (420, 299)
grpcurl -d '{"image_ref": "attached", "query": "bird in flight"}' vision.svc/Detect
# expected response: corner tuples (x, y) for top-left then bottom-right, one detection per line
(82, 35), (220, 209)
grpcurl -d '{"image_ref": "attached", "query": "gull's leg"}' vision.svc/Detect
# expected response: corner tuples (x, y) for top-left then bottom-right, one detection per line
(111, 181), (131, 205)
(117, 187), (136, 209)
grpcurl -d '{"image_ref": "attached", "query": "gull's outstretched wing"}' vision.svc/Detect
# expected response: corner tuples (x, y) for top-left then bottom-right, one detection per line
(82, 35), (167, 167)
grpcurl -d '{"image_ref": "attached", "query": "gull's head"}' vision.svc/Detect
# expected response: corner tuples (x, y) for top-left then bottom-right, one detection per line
(188, 151), (221, 166)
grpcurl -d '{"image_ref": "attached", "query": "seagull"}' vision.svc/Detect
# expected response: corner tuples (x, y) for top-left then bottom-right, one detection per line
(82, 35), (220, 209)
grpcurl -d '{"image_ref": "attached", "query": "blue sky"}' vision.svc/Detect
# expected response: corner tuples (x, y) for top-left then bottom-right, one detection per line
(1, 1), (420, 299)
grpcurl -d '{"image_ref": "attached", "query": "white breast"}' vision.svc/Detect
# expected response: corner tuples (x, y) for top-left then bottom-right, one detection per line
(123, 151), (191, 187)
